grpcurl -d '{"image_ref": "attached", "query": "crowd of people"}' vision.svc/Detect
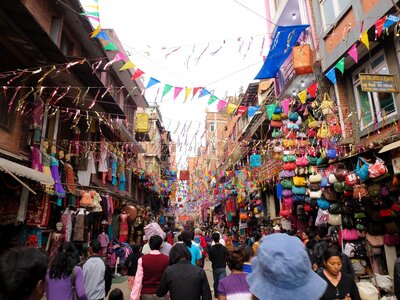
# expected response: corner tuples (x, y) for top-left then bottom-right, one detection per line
(0, 221), (399, 300)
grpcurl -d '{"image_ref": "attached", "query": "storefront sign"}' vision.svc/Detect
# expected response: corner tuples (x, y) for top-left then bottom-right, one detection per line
(359, 73), (398, 93)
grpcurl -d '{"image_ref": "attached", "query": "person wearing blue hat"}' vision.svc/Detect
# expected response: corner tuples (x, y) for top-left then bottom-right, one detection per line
(247, 233), (328, 300)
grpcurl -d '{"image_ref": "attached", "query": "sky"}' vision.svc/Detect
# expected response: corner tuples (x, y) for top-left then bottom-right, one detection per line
(86, 0), (268, 168)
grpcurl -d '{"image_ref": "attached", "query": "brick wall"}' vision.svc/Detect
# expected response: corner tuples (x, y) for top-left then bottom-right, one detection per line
(0, 115), (23, 156)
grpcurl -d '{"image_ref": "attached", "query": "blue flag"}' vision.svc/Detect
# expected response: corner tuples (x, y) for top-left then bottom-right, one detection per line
(325, 68), (337, 85)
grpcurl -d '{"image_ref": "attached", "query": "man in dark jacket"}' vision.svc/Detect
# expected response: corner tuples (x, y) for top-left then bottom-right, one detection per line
(208, 232), (227, 298)
(157, 243), (211, 300)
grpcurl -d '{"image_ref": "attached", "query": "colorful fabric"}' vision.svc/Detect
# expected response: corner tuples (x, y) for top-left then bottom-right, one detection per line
(218, 273), (252, 300)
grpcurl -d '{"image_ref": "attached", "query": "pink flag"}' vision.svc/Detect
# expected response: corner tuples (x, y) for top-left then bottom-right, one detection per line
(104, 51), (127, 69)
(348, 44), (358, 64)
(173, 87), (183, 100)
(132, 69), (144, 80)
(217, 100), (227, 111)
(281, 98), (290, 114)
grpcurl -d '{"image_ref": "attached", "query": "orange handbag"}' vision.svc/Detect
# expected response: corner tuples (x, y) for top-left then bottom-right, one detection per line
(293, 44), (313, 74)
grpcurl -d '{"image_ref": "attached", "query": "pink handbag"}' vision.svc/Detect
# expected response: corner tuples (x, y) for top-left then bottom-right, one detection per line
(296, 156), (309, 167)
(383, 234), (400, 246)
(342, 228), (358, 241)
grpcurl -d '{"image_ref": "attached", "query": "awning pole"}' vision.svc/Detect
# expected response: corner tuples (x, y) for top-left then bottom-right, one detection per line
(0, 163), (37, 195)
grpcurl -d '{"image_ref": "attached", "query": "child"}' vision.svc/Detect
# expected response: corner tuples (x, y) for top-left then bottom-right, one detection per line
(108, 288), (124, 300)
(123, 243), (142, 290)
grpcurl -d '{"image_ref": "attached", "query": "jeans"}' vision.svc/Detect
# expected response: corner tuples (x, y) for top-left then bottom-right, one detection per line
(212, 267), (226, 298)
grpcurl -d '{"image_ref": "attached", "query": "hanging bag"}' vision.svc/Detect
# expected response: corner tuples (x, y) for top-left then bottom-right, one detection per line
(321, 93), (334, 115)
(355, 157), (370, 182)
(293, 44), (313, 74)
(368, 157), (388, 179)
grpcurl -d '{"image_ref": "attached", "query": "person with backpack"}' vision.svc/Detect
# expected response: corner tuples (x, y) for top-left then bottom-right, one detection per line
(83, 240), (112, 300)
(123, 243), (143, 290)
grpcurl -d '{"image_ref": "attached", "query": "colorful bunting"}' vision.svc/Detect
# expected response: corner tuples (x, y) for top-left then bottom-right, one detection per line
(266, 104), (276, 120)
(162, 84), (173, 99)
(103, 52), (127, 69)
(217, 100), (228, 111)
(227, 103), (238, 115)
(248, 106), (260, 118)
(360, 31), (369, 49)
(307, 83), (317, 98)
(335, 57), (345, 74)
(375, 17), (387, 39)
(90, 25), (102, 38)
(297, 89), (307, 104)
(146, 77), (160, 89)
(281, 98), (290, 114)
(184, 87), (193, 102)
(383, 15), (400, 29)
(173, 87), (183, 100)
(94, 30), (110, 41)
(208, 95), (218, 105)
(119, 61), (135, 71)
(132, 69), (145, 80)
(199, 89), (211, 98)
(192, 87), (202, 99)
(348, 44), (358, 64)
(104, 42), (118, 51)
(237, 106), (247, 116)
(325, 68), (337, 85)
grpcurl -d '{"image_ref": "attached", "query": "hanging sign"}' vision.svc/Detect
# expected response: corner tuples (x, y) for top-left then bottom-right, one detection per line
(359, 73), (399, 93)
(136, 113), (149, 133)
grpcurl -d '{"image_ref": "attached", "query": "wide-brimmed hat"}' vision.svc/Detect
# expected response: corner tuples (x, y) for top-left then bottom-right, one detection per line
(144, 222), (166, 241)
(247, 233), (327, 300)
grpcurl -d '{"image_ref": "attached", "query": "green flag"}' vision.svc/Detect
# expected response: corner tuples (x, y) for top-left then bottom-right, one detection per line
(104, 42), (118, 51)
(266, 104), (276, 120)
(208, 95), (218, 105)
(335, 57), (345, 74)
(162, 84), (173, 99)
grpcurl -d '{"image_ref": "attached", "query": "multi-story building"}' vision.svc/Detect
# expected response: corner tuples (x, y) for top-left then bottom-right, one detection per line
(205, 112), (228, 173)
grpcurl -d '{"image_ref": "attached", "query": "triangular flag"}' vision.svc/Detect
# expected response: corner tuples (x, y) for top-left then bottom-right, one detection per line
(360, 31), (369, 49)
(325, 68), (337, 85)
(375, 17), (386, 39)
(103, 51), (127, 69)
(307, 83), (318, 98)
(227, 103), (238, 115)
(297, 89), (307, 104)
(217, 100), (228, 111)
(348, 44), (358, 64)
(248, 106), (260, 118)
(281, 98), (290, 114)
(266, 104), (276, 120)
(81, 11), (100, 17)
(162, 84), (173, 99)
(208, 95), (218, 105)
(173, 87), (183, 100)
(146, 77), (160, 89)
(132, 69), (144, 80)
(90, 25), (101, 38)
(119, 61), (135, 71)
(199, 89), (210, 98)
(184, 87), (193, 102)
(383, 15), (400, 30)
(85, 4), (99, 10)
(104, 42), (118, 51)
(335, 57), (345, 74)
(95, 30), (110, 41)
(192, 87), (202, 99)
(85, 15), (100, 22)
(237, 106), (247, 116)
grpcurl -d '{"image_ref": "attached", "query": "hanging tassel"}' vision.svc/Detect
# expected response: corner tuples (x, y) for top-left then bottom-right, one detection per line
(88, 88), (101, 109)
(53, 86), (70, 105)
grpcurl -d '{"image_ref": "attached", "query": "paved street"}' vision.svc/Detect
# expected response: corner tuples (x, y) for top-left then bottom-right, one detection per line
(106, 258), (220, 300)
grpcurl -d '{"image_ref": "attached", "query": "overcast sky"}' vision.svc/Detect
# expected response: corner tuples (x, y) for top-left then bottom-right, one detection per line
(86, 0), (268, 168)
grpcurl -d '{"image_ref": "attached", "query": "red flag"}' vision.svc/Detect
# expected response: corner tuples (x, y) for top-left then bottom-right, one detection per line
(237, 106), (247, 116)
(375, 17), (386, 39)
(132, 69), (144, 80)
(192, 87), (202, 99)
(307, 82), (318, 98)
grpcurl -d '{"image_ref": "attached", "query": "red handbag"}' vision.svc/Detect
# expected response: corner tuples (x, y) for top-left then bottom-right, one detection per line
(379, 209), (393, 218)
(368, 158), (388, 179)
(345, 172), (357, 186)
(284, 162), (296, 171)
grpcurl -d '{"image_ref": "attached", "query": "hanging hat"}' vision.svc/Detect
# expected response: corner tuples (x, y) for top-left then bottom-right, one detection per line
(247, 233), (327, 300)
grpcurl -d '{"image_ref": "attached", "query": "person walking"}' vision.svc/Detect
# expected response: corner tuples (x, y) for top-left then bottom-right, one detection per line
(123, 243), (143, 290)
(174, 226), (184, 243)
(194, 228), (207, 268)
(217, 249), (252, 300)
(318, 247), (361, 300)
(141, 222), (172, 256)
(208, 232), (227, 298)
(130, 235), (169, 300)
(46, 242), (87, 300)
(0, 247), (48, 300)
(180, 230), (202, 266)
(83, 240), (112, 300)
(247, 233), (327, 300)
(156, 243), (212, 300)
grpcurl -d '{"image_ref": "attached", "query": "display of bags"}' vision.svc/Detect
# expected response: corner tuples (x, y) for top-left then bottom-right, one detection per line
(368, 157), (388, 179)
(288, 111), (299, 122)
(309, 182), (321, 191)
(333, 182), (345, 193)
(322, 188), (337, 202)
(328, 213), (342, 225)
(366, 233), (384, 247)
(383, 233), (400, 246)
(346, 172), (357, 186)
(284, 162), (296, 170)
(309, 173), (322, 183)
(321, 93), (334, 115)
(292, 186), (307, 194)
(296, 156), (309, 166)
(353, 184), (368, 199)
(310, 190), (322, 199)
(315, 208), (329, 226)
(328, 173), (338, 184)
(271, 128), (284, 139)
(293, 176), (307, 186)
(283, 155), (296, 163)
(281, 179), (293, 189)
(329, 202), (343, 214)
(282, 189), (292, 198)
(317, 199), (330, 209)
(355, 157), (371, 181)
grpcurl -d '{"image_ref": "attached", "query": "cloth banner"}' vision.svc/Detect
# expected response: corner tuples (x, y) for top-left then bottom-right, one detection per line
(248, 106), (260, 118)
(250, 154), (261, 167)
(266, 103), (276, 120)
(255, 25), (309, 79)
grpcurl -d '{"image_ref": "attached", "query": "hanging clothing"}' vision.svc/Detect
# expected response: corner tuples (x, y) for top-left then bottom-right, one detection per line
(50, 154), (66, 205)
(31, 144), (43, 172)
(119, 213), (129, 243)
(64, 162), (76, 194)
(98, 232), (109, 255)
(77, 151), (96, 186)
(119, 168), (126, 191)
(111, 153), (118, 186)
(61, 210), (73, 242)
(73, 212), (86, 242)
(42, 151), (55, 195)
(98, 145), (108, 172)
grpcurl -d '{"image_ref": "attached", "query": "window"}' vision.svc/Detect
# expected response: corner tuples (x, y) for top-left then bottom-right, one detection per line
(0, 89), (16, 131)
(320, 0), (351, 29)
(352, 51), (397, 131)
(209, 122), (215, 132)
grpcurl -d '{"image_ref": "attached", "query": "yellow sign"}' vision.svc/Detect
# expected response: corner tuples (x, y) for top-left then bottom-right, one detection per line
(359, 73), (398, 93)
(136, 113), (149, 133)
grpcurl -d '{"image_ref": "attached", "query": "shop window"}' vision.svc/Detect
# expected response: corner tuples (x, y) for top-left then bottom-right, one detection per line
(320, 0), (351, 30)
(209, 122), (215, 132)
(352, 51), (397, 131)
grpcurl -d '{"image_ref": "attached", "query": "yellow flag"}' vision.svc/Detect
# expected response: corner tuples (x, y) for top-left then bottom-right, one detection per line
(90, 24), (101, 38)
(85, 4), (99, 10)
(184, 87), (193, 102)
(119, 61), (135, 71)
(298, 89), (307, 104)
(360, 31), (369, 49)
(227, 103), (238, 115)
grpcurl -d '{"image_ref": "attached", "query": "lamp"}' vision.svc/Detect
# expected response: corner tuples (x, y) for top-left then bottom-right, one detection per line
(292, 13), (297, 20)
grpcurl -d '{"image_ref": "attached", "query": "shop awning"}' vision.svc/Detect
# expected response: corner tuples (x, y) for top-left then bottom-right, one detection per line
(378, 140), (400, 153)
(0, 158), (54, 185)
